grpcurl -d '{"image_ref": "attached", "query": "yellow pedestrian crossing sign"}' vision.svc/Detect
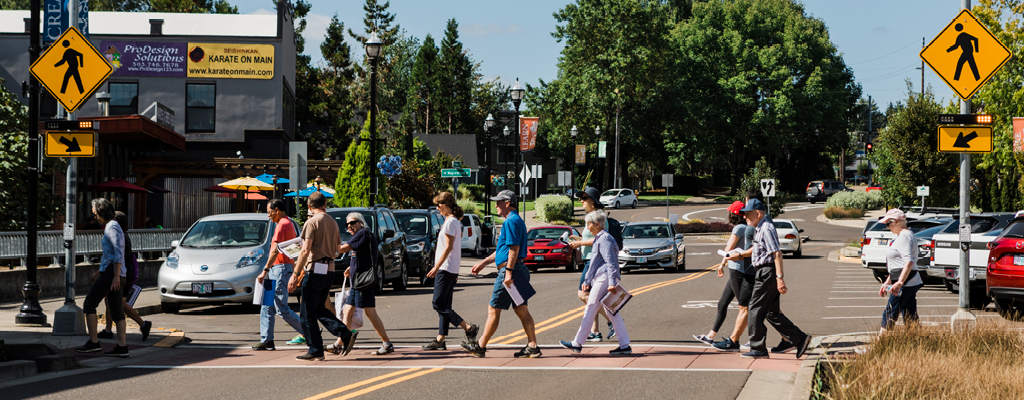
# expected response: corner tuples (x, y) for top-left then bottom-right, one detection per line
(45, 131), (96, 157)
(30, 27), (113, 113)
(920, 9), (1012, 101)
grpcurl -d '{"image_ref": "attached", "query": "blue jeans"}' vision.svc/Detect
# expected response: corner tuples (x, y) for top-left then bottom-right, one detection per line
(433, 270), (464, 335)
(300, 271), (351, 356)
(260, 264), (303, 343)
(881, 283), (921, 330)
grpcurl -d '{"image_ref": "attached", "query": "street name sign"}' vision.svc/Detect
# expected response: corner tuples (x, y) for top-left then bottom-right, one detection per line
(31, 27), (113, 113)
(760, 179), (776, 198)
(45, 131), (95, 157)
(920, 9), (1012, 100)
(938, 125), (992, 153)
(440, 168), (471, 178)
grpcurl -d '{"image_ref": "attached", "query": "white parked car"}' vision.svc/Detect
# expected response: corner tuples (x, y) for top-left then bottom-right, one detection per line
(461, 214), (484, 256)
(772, 219), (804, 257)
(861, 218), (950, 281)
(930, 214), (1015, 307)
(600, 188), (638, 209)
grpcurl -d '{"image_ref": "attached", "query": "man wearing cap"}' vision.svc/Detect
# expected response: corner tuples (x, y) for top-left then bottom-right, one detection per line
(729, 198), (811, 359)
(463, 190), (542, 358)
(568, 187), (615, 341)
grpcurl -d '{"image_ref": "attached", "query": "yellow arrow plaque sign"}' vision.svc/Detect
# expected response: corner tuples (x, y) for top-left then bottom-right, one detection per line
(45, 131), (96, 157)
(938, 125), (992, 153)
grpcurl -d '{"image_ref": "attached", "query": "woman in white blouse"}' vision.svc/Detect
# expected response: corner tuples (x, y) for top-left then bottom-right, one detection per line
(877, 208), (923, 334)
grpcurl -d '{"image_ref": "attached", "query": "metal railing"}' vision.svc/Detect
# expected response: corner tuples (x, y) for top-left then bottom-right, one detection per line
(0, 229), (187, 263)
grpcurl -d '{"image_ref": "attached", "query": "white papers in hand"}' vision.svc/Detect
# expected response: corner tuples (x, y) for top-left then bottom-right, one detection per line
(600, 285), (632, 316)
(717, 249), (740, 257)
(278, 237), (303, 259)
(505, 282), (526, 306)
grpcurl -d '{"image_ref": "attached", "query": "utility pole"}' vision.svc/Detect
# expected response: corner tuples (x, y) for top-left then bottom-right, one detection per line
(921, 37), (926, 96)
(16, 0), (47, 326)
(613, 101), (621, 188)
(951, 0), (977, 330)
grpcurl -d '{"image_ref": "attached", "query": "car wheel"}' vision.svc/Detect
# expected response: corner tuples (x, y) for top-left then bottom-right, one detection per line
(565, 253), (576, 272)
(528, 266), (538, 272)
(393, 258), (408, 291)
(631, 200), (637, 209)
(995, 298), (1022, 321)
(161, 302), (181, 314)
(946, 280), (958, 293)
(872, 269), (887, 283)
(475, 238), (482, 256)
(809, 200), (816, 204)
(664, 252), (679, 273)
(680, 252), (686, 271)
(969, 290), (990, 309)
(374, 262), (385, 294)
(794, 244), (802, 258)
(614, 202), (620, 209)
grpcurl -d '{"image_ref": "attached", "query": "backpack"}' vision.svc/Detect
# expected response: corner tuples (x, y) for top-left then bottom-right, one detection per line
(606, 217), (624, 250)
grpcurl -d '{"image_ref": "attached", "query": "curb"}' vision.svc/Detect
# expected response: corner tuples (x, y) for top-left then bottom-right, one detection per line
(790, 354), (818, 400)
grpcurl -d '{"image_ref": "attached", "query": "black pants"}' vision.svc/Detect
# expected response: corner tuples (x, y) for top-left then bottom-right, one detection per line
(748, 265), (805, 353)
(299, 271), (351, 356)
(713, 269), (755, 332)
(83, 268), (125, 321)
(433, 270), (464, 335)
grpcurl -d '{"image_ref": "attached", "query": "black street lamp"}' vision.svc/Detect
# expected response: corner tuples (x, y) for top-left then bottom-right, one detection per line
(365, 31), (383, 205)
(570, 125), (578, 201)
(595, 126), (603, 189)
(484, 113), (495, 216)
(503, 126), (510, 188)
(510, 78), (525, 197)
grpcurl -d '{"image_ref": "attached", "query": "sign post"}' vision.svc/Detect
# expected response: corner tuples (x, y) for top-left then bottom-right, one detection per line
(917, 185), (930, 209)
(921, 2), (1011, 328)
(662, 174), (674, 224)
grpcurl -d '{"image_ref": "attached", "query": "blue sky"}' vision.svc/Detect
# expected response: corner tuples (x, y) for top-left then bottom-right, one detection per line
(235, 0), (978, 110)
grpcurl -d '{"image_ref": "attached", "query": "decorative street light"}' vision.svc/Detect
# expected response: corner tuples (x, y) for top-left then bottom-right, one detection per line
(484, 113), (495, 216)
(365, 31), (383, 205)
(570, 125), (578, 202)
(502, 125), (510, 187)
(510, 78), (525, 197)
(595, 126), (603, 189)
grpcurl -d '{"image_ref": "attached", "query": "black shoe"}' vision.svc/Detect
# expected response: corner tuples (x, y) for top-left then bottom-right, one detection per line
(712, 338), (740, 352)
(770, 339), (796, 353)
(795, 335), (812, 359)
(560, 340), (582, 353)
(461, 341), (486, 358)
(97, 330), (113, 339)
(105, 345), (130, 358)
(75, 340), (103, 353)
(252, 341), (275, 351)
(422, 339), (447, 351)
(296, 352), (325, 361)
(513, 345), (542, 358)
(141, 321), (152, 341)
(741, 350), (769, 359)
(465, 324), (479, 344)
(609, 345), (632, 355)
(342, 331), (359, 357)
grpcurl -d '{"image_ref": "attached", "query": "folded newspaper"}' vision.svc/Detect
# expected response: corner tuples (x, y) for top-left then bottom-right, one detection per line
(600, 285), (632, 316)
(717, 249), (741, 257)
(277, 237), (303, 260)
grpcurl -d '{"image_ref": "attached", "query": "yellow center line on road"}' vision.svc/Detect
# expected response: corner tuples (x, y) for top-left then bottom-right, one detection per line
(487, 265), (717, 343)
(493, 265), (717, 345)
(330, 368), (444, 400)
(304, 368), (423, 400)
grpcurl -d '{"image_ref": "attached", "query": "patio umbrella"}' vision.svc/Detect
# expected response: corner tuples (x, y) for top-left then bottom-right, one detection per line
(86, 178), (148, 194)
(218, 176), (274, 192)
(146, 184), (171, 193)
(203, 185), (238, 193)
(216, 191), (267, 200)
(304, 182), (335, 195)
(254, 173), (289, 185)
(284, 187), (334, 198)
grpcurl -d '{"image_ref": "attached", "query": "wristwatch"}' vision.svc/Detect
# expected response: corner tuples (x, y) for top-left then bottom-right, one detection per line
(263, 268), (270, 272)
(776, 274), (784, 279)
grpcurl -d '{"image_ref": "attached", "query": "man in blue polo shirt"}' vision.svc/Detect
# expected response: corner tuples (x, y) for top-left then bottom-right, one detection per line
(463, 190), (541, 358)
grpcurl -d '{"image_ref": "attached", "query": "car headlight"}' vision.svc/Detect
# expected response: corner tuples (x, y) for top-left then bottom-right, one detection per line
(657, 245), (674, 252)
(235, 248), (265, 269)
(408, 241), (425, 253)
(551, 248), (567, 253)
(166, 251), (179, 269)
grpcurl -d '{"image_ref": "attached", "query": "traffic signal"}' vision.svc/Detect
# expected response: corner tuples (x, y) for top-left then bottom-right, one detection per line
(866, 142), (873, 152)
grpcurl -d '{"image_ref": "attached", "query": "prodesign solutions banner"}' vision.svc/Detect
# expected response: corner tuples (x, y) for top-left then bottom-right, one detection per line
(187, 43), (275, 79)
(102, 41), (187, 77)
(519, 117), (539, 152)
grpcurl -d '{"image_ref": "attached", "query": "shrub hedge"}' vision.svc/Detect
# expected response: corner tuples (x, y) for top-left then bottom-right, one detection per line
(824, 191), (884, 210)
(674, 221), (734, 233)
(824, 207), (864, 219)
(535, 195), (573, 222)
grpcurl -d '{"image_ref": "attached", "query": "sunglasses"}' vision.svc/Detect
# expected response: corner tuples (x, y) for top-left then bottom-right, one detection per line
(346, 220), (360, 226)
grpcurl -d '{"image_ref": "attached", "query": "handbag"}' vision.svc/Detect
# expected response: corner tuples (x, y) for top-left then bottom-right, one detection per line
(351, 244), (378, 291)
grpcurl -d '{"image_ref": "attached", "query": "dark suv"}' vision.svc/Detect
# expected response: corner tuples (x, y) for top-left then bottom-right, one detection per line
(805, 180), (849, 203)
(393, 208), (444, 286)
(325, 206), (410, 292)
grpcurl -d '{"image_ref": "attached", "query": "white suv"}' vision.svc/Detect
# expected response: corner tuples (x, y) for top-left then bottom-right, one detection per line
(461, 214), (484, 256)
(930, 214), (1015, 307)
(861, 218), (950, 281)
(600, 189), (638, 209)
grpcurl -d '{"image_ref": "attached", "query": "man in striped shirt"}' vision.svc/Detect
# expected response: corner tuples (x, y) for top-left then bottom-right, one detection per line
(730, 198), (810, 359)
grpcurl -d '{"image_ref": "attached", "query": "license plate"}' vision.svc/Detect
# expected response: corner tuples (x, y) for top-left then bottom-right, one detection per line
(1015, 255), (1024, 266)
(192, 282), (213, 294)
(534, 255), (545, 261)
(877, 239), (890, 245)
(637, 257), (647, 263)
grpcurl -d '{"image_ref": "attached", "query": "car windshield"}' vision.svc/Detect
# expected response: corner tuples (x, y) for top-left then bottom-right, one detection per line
(180, 220), (268, 248)
(939, 217), (1001, 234)
(915, 225), (946, 240)
(328, 211), (374, 242)
(907, 221), (942, 233)
(622, 224), (671, 239)
(528, 228), (569, 240)
(772, 221), (795, 230)
(602, 190), (620, 196)
(1001, 220), (1024, 239)
(395, 214), (428, 236)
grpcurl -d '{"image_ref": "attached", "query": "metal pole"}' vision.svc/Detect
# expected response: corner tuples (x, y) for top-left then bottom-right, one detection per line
(951, 0), (976, 329)
(614, 103), (621, 188)
(16, 0), (47, 326)
(485, 131), (491, 216)
(369, 57), (378, 206)
(515, 105), (521, 198)
(921, 37), (926, 96)
(571, 136), (576, 213)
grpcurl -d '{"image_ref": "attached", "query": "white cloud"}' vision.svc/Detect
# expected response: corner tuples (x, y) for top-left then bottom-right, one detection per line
(248, 8), (275, 16)
(463, 23), (526, 37)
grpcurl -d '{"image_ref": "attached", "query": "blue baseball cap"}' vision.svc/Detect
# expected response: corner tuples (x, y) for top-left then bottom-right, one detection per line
(739, 198), (767, 212)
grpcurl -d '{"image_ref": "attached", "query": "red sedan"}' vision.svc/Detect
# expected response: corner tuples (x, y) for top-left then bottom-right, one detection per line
(986, 216), (1024, 319)
(524, 226), (584, 272)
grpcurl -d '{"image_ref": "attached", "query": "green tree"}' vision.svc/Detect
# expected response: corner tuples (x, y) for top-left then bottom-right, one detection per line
(383, 160), (436, 209)
(671, 0), (860, 193)
(871, 85), (958, 208)
(436, 19), (475, 136)
(334, 120), (387, 207)
(0, 78), (63, 230)
(149, 0), (237, 13)
(738, 157), (790, 219)
(409, 34), (440, 136)
(304, 15), (357, 159)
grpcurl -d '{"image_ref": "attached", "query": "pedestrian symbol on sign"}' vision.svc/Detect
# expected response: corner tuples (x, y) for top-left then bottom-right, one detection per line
(55, 40), (85, 94)
(947, 23), (980, 81)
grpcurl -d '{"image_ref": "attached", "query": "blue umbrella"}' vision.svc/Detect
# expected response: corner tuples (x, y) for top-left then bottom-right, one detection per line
(284, 187), (334, 198)
(254, 173), (290, 185)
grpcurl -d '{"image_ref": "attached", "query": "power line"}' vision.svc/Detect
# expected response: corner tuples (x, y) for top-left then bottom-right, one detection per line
(848, 40), (917, 66)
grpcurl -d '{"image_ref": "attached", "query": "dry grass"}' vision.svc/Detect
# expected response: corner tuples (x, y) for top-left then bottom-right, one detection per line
(824, 207), (864, 219)
(820, 322), (1024, 399)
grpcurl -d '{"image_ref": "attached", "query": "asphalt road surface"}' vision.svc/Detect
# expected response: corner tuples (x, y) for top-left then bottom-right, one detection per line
(7, 201), (988, 399)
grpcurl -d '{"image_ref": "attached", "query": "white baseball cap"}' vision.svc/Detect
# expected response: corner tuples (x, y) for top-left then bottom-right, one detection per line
(878, 208), (906, 224)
